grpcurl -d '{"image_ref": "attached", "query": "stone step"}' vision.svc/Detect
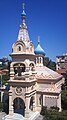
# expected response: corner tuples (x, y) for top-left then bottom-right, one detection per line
(2, 111), (40, 120)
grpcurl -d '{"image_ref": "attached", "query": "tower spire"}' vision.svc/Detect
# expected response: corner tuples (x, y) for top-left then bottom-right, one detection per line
(18, 2), (30, 42)
(21, 2), (27, 29)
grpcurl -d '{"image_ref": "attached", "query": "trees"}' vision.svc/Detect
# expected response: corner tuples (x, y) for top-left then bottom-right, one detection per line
(40, 89), (67, 120)
(61, 90), (67, 110)
(43, 57), (56, 71)
(41, 106), (67, 120)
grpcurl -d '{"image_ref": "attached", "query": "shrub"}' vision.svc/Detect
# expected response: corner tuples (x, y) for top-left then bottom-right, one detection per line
(0, 102), (3, 111)
(41, 106), (67, 120)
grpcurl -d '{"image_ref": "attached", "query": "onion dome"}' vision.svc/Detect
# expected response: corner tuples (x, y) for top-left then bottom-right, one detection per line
(21, 10), (26, 17)
(34, 37), (45, 56)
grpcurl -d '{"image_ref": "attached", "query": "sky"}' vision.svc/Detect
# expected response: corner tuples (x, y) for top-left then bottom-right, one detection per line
(0, 0), (67, 61)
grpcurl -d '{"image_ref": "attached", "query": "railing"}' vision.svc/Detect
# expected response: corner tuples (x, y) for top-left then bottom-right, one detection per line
(14, 75), (25, 80)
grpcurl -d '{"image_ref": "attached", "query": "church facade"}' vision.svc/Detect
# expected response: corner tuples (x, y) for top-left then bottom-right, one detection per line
(8, 4), (64, 117)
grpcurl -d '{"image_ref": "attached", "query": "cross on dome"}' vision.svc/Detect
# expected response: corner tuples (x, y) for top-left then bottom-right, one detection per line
(22, 3), (25, 10)
(38, 36), (40, 44)
(34, 36), (45, 56)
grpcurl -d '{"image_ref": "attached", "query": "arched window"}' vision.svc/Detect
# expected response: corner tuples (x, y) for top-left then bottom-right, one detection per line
(37, 58), (39, 63)
(40, 57), (41, 63)
(39, 95), (42, 105)
(18, 46), (21, 51)
(29, 63), (34, 71)
(29, 96), (35, 111)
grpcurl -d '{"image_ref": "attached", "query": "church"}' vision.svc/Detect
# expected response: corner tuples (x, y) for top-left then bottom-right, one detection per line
(8, 3), (64, 118)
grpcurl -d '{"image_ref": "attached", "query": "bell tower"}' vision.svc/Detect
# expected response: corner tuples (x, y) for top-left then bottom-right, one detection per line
(8, 3), (37, 117)
(34, 36), (45, 66)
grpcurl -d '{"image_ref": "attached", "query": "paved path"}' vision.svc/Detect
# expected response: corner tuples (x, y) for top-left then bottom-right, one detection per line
(0, 112), (6, 120)
(0, 112), (43, 120)
(35, 115), (43, 120)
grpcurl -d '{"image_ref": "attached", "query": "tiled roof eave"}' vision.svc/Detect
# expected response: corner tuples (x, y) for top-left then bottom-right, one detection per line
(36, 76), (63, 81)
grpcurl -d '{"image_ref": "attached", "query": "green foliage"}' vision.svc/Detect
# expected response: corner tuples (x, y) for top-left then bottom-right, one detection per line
(0, 102), (3, 111)
(41, 106), (49, 116)
(50, 106), (59, 111)
(3, 98), (9, 114)
(61, 90), (67, 110)
(0, 59), (11, 85)
(43, 57), (56, 71)
(0, 59), (11, 71)
(63, 73), (67, 87)
(41, 107), (50, 120)
(0, 74), (9, 85)
(41, 106), (67, 120)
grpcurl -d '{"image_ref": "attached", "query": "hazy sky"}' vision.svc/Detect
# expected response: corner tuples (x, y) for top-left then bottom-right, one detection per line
(0, 0), (67, 61)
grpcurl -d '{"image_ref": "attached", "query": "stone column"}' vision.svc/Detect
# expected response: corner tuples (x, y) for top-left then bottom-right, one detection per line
(43, 95), (45, 106)
(25, 97), (30, 118)
(10, 66), (14, 80)
(57, 93), (61, 112)
(9, 86), (14, 115)
(25, 73), (29, 82)
(41, 57), (43, 66)
(33, 94), (36, 112)
(42, 94), (43, 107)
(34, 93), (37, 111)
(39, 57), (40, 64)
(36, 57), (37, 64)
(36, 94), (41, 111)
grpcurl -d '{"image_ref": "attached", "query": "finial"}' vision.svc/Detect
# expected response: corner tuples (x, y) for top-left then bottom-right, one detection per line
(38, 36), (40, 44)
(21, 2), (26, 17)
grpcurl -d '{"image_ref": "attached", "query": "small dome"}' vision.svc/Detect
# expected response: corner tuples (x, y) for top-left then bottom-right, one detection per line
(34, 44), (45, 56)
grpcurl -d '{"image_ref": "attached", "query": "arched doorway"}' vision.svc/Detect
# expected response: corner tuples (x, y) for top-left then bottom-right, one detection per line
(29, 96), (35, 111)
(13, 98), (25, 116)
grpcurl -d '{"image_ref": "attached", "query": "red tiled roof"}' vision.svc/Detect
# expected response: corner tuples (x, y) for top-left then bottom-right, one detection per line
(0, 69), (8, 74)
(56, 68), (67, 74)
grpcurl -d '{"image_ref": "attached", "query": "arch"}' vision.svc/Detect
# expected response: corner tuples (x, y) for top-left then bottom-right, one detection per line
(15, 41), (25, 47)
(29, 96), (35, 111)
(15, 41), (26, 52)
(12, 41), (26, 53)
(11, 62), (27, 68)
(13, 97), (25, 116)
